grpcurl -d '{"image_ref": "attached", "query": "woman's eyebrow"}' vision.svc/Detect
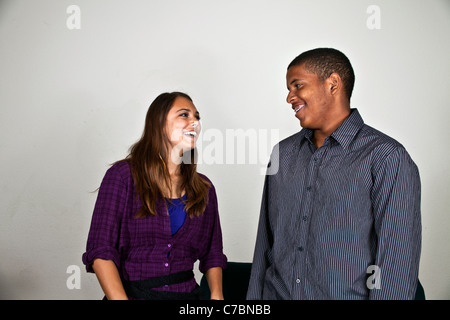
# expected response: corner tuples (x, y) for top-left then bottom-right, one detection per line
(177, 108), (200, 116)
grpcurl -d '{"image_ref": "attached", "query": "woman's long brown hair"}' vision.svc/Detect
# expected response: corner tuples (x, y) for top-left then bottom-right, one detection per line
(123, 92), (210, 218)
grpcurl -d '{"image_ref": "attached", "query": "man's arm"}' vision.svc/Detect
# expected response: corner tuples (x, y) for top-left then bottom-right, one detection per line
(370, 147), (421, 299)
(247, 174), (273, 300)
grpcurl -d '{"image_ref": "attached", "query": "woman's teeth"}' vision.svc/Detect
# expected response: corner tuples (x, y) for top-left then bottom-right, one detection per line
(184, 131), (197, 137)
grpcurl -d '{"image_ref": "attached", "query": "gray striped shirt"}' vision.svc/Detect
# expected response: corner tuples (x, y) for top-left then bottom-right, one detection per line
(247, 109), (421, 300)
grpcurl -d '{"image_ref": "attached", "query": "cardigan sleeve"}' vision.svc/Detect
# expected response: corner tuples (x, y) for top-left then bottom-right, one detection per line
(82, 164), (127, 272)
(198, 181), (228, 273)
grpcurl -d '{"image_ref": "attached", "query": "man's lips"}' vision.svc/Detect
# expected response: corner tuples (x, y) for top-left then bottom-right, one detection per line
(292, 104), (305, 114)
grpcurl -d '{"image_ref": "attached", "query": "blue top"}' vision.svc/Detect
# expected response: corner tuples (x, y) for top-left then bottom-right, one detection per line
(166, 194), (187, 236)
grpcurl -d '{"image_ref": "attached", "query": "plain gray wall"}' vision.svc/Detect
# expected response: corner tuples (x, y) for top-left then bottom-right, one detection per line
(1, 0), (449, 299)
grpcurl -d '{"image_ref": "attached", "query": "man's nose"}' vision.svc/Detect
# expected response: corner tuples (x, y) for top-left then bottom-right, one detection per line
(286, 91), (295, 104)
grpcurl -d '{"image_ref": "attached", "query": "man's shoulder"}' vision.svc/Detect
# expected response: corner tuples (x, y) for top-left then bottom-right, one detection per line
(358, 124), (404, 152)
(355, 124), (416, 172)
(277, 130), (307, 149)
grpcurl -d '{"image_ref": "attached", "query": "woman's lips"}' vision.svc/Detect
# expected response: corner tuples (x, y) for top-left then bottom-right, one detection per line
(183, 130), (198, 139)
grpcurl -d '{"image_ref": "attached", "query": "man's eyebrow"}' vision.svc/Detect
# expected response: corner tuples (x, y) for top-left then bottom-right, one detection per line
(287, 79), (303, 90)
(289, 79), (304, 85)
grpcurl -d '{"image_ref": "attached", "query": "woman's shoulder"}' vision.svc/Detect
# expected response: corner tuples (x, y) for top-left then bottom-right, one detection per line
(104, 160), (133, 182)
(197, 172), (214, 186)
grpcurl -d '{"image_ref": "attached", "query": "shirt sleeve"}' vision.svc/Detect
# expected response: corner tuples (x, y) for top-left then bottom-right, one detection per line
(82, 165), (127, 273)
(246, 173), (273, 300)
(198, 183), (228, 274)
(370, 147), (421, 299)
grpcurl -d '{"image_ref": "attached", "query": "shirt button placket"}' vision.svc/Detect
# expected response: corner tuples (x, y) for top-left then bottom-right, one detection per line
(295, 151), (318, 298)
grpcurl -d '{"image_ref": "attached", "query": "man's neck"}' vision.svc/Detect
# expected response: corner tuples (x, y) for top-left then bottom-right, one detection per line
(311, 107), (351, 149)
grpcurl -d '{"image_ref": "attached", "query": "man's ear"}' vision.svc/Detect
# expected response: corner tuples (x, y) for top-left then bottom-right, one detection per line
(327, 72), (342, 96)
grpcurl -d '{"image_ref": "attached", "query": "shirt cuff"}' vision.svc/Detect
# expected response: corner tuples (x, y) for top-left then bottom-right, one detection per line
(82, 246), (121, 273)
(199, 253), (228, 273)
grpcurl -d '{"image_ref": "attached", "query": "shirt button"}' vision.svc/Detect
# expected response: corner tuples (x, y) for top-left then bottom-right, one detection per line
(164, 263), (169, 267)
(296, 279), (301, 284)
(168, 244), (172, 248)
(302, 215), (308, 221)
(306, 186), (312, 191)
(298, 246), (304, 252)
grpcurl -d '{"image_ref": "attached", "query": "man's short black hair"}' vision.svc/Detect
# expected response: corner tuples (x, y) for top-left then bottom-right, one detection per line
(288, 48), (355, 101)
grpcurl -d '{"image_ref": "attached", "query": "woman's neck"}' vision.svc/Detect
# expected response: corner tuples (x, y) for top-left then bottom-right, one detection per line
(162, 153), (183, 198)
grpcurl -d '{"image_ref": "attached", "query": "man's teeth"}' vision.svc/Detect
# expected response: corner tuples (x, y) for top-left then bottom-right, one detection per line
(294, 105), (304, 113)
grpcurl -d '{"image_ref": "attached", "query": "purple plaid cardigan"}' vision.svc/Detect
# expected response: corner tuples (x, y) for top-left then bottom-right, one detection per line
(82, 161), (227, 293)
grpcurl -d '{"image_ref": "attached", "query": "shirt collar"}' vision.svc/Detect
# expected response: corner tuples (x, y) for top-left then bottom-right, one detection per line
(301, 108), (365, 150)
(330, 108), (364, 149)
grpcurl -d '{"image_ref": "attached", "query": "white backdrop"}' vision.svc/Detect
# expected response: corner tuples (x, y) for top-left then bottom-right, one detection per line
(1, 0), (449, 299)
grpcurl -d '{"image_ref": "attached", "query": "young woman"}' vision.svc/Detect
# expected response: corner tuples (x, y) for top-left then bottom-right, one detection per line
(82, 92), (227, 300)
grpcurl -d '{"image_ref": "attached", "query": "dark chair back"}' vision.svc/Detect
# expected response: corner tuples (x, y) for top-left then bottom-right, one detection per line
(200, 262), (252, 300)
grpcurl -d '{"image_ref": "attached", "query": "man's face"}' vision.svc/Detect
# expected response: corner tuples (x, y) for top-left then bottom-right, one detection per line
(286, 64), (332, 130)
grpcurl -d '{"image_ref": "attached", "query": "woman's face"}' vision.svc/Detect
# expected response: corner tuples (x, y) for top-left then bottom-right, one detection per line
(164, 96), (201, 157)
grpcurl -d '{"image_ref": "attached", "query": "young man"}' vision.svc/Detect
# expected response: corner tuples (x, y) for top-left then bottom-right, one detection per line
(247, 48), (421, 299)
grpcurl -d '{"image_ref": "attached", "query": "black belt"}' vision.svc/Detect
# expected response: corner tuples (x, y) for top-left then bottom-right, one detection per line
(122, 270), (201, 300)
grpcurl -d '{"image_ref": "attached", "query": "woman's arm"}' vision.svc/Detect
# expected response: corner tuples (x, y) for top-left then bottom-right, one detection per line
(92, 258), (128, 300)
(205, 267), (224, 300)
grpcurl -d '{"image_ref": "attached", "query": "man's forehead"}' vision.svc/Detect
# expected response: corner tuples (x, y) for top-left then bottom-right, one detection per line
(286, 65), (316, 82)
